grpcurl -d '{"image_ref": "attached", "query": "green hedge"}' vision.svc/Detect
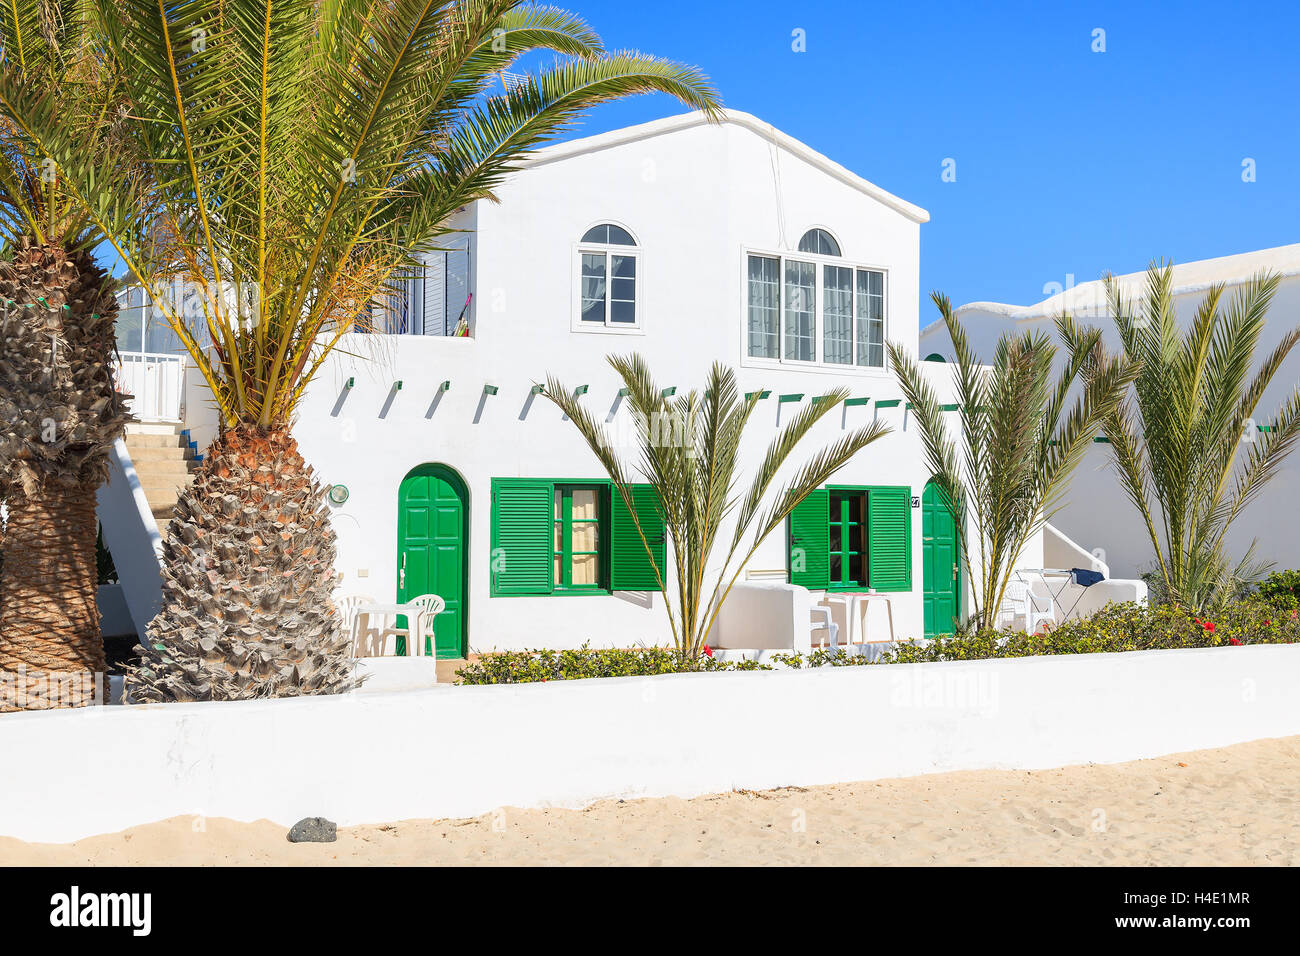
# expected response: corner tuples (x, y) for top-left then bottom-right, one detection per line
(454, 643), (768, 684)
(456, 599), (1300, 683)
(1258, 570), (1300, 611)
(880, 599), (1299, 665)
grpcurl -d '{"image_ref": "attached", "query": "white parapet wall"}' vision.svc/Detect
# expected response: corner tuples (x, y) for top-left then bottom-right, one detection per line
(95, 439), (164, 638)
(1, 644), (1298, 843)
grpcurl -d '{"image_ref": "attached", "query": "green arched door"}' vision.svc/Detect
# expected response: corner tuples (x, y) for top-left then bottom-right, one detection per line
(397, 464), (467, 658)
(922, 480), (960, 639)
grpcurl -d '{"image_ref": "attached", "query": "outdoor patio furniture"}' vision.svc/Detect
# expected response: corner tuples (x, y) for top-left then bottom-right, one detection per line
(822, 592), (897, 645)
(998, 580), (1055, 633)
(810, 606), (839, 652)
(405, 594), (447, 657)
(334, 593), (377, 658)
(855, 593), (896, 643)
(351, 600), (424, 657)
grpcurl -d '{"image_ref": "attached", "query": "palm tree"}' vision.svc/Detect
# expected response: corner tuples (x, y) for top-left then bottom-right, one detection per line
(890, 294), (1135, 631)
(1062, 263), (1300, 612)
(0, 2), (136, 710)
(544, 355), (890, 661)
(0, 0), (721, 701)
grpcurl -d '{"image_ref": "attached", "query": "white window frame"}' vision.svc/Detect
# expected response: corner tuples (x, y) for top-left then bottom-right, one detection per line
(571, 223), (644, 335)
(740, 244), (890, 374)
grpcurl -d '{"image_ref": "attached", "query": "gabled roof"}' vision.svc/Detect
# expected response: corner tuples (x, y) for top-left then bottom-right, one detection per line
(940, 243), (1300, 333)
(519, 109), (930, 225)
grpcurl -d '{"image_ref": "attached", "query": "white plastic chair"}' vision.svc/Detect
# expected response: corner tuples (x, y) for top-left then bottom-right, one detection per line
(405, 593), (447, 658)
(999, 581), (1054, 633)
(810, 606), (840, 653)
(334, 593), (377, 658)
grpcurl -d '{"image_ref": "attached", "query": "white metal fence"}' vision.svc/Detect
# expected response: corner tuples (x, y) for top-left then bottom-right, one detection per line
(115, 352), (185, 422)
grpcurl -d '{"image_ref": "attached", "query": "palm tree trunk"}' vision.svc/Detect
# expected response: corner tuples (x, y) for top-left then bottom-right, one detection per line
(127, 426), (357, 702)
(0, 483), (106, 710)
(0, 237), (127, 711)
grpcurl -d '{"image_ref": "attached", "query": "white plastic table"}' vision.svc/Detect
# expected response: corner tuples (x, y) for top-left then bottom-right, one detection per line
(823, 592), (896, 644)
(355, 601), (430, 657)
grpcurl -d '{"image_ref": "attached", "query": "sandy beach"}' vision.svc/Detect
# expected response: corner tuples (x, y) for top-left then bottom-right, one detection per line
(4, 736), (1297, 865)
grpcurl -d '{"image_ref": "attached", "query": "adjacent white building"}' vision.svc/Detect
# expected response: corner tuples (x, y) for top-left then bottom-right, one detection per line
(101, 109), (1135, 657)
(920, 243), (1300, 580)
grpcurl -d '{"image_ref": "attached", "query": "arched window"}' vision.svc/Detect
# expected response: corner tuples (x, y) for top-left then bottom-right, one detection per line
(797, 228), (841, 257)
(581, 223), (636, 246)
(578, 223), (639, 328)
(924, 352), (947, 363)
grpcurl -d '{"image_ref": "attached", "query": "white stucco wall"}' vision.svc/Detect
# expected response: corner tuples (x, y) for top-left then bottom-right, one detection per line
(2, 643), (1296, 843)
(922, 245), (1300, 579)
(289, 113), (965, 653)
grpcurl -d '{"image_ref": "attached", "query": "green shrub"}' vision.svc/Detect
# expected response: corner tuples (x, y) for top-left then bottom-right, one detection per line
(771, 649), (876, 668)
(877, 599), (1299, 665)
(455, 643), (770, 685)
(457, 600), (1300, 684)
(1258, 570), (1300, 612)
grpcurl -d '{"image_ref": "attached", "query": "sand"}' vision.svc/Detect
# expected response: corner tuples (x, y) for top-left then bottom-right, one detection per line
(4, 736), (1298, 865)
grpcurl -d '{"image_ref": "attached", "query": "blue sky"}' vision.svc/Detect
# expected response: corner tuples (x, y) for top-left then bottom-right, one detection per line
(553, 0), (1300, 312)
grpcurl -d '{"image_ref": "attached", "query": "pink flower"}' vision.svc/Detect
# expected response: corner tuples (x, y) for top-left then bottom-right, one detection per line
(703, 645), (714, 659)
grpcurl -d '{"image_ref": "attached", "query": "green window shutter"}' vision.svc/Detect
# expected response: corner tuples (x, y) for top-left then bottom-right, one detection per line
(610, 484), (666, 591)
(788, 488), (829, 588)
(867, 485), (912, 591)
(490, 479), (553, 595)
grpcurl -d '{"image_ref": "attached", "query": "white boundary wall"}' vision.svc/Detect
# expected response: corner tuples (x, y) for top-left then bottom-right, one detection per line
(2, 644), (1298, 843)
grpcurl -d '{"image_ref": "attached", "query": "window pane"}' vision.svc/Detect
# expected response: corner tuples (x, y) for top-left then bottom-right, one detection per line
(830, 553), (843, 582)
(571, 488), (599, 520)
(823, 265), (853, 365)
(746, 255), (780, 359)
(830, 524), (842, 552)
(571, 521), (599, 552)
(798, 228), (841, 257)
(784, 260), (815, 362)
(116, 299), (143, 353)
(849, 551), (865, 586)
(610, 255), (636, 324)
(847, 493), (863, 524)
(611, 254), (636, 279)
(581, 253), (606, 323)
(571, 553), (599, 586)
(856, 269), (886, 367)
(580, 224), (636, 246)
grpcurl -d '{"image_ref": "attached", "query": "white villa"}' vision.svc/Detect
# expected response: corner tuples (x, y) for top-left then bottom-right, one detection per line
(921, 244), (1300, 580)
(97, 110), (1142, 661)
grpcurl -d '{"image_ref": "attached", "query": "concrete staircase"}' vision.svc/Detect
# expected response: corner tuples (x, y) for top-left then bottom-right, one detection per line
(123, 423), (200, 526)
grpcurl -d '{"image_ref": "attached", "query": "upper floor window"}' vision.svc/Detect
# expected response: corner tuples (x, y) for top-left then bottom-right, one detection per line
(798, 228), (841, 257)
(577, 223), (638, 329)
(746, 245), (886, 369)
(363, 240), (472, 336)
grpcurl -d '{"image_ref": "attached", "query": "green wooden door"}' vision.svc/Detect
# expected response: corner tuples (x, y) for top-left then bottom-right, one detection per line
(922, 480), (960, 639)
(397, 465), (467, 658)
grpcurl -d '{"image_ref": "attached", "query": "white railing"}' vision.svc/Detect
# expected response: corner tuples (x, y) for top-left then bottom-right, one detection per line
(116, 352), (185, 422)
